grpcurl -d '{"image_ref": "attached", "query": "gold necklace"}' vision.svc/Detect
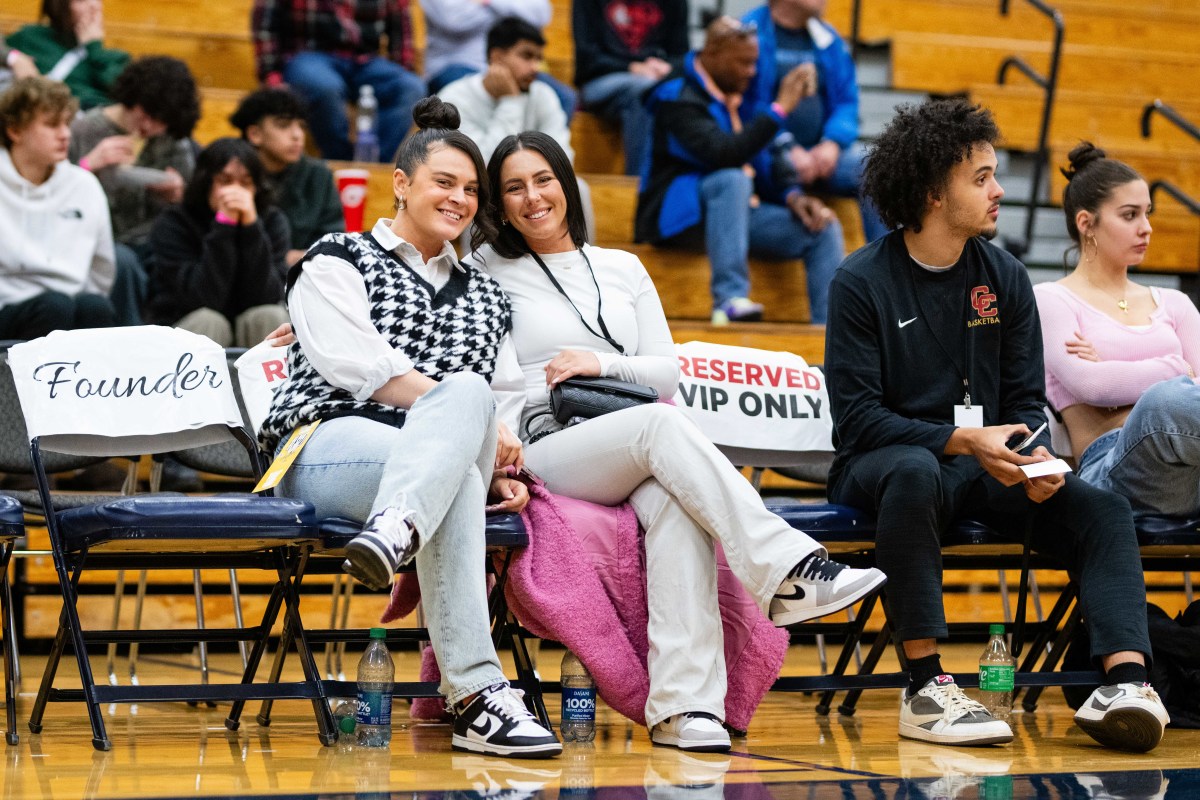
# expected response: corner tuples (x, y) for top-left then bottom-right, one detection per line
(1082, 274), (1129, 313)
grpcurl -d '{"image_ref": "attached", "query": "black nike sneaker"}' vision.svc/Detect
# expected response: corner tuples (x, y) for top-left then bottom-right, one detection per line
(452, 683), (562, 758)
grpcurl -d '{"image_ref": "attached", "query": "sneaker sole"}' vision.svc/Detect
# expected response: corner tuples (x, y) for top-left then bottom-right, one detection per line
(342, 538), (396, 591)
(770, 569), (887, 627)
(650, 732), (732, 753)
(1075, 708), (1164, 753)
(899, 721), (1013, 747)
(451, 733), (563, 758)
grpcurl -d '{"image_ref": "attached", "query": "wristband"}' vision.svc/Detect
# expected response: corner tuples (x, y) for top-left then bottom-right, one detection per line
(6, 50), (22, 68)
(215, 211), (239, 226)
(79, 156), (92, 172)
(770, 102), (786, 120)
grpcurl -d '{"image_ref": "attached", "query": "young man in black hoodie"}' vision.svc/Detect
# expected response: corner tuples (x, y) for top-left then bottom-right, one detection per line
(824, 99), (1169, 752)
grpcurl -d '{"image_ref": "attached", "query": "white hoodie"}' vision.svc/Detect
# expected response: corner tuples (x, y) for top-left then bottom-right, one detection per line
(0, 148), (115, 308)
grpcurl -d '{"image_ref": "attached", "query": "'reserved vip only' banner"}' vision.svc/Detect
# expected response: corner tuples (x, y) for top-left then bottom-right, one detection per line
(672, 341), (833, 453)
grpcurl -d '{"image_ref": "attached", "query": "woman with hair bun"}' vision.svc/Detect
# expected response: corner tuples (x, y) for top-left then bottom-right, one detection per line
(259, 97), (561, 758)
(1035, 142), (1200, 518)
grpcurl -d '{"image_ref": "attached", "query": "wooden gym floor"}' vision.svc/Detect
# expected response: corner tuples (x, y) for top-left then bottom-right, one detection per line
(2, 642), (1198, 799)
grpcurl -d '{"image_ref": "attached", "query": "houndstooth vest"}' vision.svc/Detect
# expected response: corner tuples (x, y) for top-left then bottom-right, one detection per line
(259, 232), (511, 451)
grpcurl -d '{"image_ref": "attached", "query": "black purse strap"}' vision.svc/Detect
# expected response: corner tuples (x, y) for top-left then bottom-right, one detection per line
(528, 248), (625, 355)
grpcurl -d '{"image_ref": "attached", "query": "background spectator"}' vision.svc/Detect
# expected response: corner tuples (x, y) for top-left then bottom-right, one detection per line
(742, 0), (887, 242)
(0, 76), (116, 340)
(147, 138), (290, 347)
(1, 34), (40, 94)
(421, 0), (575, 117)
(637, 18), (844, 324)
(573, 0), (689, 176)
(230, 87), (343, 266)
(251, 0), (425, 162)
(6, 0), (130, 110)
(69, 55), (201, 325)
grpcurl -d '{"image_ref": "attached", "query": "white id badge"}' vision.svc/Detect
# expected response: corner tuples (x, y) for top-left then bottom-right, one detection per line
(954, 404), (984, 427)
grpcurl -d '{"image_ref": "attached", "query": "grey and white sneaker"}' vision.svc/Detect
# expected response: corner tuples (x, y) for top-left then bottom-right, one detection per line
(769, 555), (887, 626)
(650, 712), (732, 753)
(342, 507), (419, 591)
(452, 683), (562, 758)
(1074, 683), (1169, 752)
(899, 675), (1013, 746)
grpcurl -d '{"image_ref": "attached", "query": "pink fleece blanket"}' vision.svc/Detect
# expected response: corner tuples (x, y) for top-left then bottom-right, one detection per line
(382, 480), (788, 730)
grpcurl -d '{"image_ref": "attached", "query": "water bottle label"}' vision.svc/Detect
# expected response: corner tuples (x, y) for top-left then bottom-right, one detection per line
(979, 664), (1015, 692)
(561, 686), (596, 723)
(355, 690), (392, 727)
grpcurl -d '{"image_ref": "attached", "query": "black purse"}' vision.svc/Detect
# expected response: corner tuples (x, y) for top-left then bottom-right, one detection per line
(550, 376), (659, 424)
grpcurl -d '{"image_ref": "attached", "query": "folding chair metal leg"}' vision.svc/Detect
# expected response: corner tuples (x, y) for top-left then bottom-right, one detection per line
(229, 569), (248, 669)
(225, 581), (288, 730)
(64, 563), (113, 750)
(28, 605), (69, 733)
(269, 549), (335, 745)
(1186, 572), (1194, 605)
(104, 569), (126, 687)
(252, 614), (294, 727)
(1021, 603), (1083, 713)
(815, 591), (879, 715)
(323, 574), (344, 680)
(837, 618), (892, 717)
(507, 616), (551, 729)
(126, 570), (148, 685)
(998, 569), (1011, 623)
(193, 570), (209, 687)
(334, 578), (354, 680)
(2, 542), (17, 745)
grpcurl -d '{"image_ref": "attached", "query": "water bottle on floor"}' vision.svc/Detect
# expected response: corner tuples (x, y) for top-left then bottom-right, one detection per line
(560, 650), (596, 742)
(979, 623), (1015, 721)
(354, 85), (380, 163)
(355, 627), (395, 747)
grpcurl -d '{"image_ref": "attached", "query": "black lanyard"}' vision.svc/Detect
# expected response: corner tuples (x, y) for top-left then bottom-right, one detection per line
(528, 248), (625, 355)
(908, 257), (976, 408)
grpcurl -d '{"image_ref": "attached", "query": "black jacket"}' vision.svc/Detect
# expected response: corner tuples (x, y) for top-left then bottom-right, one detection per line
(824, 231), (1053, 491)
(572, 0), (689, 87)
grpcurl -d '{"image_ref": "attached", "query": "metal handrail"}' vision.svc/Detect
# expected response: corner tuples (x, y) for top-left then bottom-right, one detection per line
(1141, 100), (1200, 145)
(996, 0), (1064, 258)
(1148, 180), (1200, 217)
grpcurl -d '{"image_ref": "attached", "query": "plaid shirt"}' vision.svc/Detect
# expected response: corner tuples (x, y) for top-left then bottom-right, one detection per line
(252, 0), (415, 82)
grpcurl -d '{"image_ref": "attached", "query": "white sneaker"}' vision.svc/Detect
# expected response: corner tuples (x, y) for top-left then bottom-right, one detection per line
(1074, 683), (1169, 753)
(452, 683), (562, 758)
(650, 712), (731, 753)
(769, 556), (886, 626)
(342, 507), (419, 590)
(899, 675), (1013, 746)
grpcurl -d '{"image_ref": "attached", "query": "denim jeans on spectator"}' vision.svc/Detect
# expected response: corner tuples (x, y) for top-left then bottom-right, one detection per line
(809, 141), (889, 243)
(1077, 375), (1200, 519)
(283, 52), (426, 161)
(112, 242), (148, 326)
(580, 71), (657, 176)
(429, 64), (578, 120)
(278, 372), (508, 703)
(671, 168), (845, 323)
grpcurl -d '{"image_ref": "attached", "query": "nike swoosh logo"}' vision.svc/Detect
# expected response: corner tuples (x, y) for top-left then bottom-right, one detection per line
(774, 586), (806, 601)
(469, 715), (500, 738)
(1091, 694), (1119, 711)
(898, 317), (918, 328)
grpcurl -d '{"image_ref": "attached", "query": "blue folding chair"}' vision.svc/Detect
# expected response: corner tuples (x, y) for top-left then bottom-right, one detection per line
(0, 494), (22, 745)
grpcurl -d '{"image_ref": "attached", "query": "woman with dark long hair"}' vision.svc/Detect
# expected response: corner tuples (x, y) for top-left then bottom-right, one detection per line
(472, 131), (885, 753)
(258, 99), (560, 759)
(147, 137), (290, 347)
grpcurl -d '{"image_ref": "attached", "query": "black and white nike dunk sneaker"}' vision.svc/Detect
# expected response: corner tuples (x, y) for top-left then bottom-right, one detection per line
(1074, 682), (1169, 752)
(452, 683), (562, 759)
(769, 555), (886, 627)
(342, 507), (419, 591)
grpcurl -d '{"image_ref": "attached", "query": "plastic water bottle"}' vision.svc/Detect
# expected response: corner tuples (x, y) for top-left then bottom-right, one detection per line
(332, 698), (356, 736)
(978, 623), (1016, 721)
(355, 627), (394, 747)
(354, 84), (380, 163)
(560, 650), (596, 742)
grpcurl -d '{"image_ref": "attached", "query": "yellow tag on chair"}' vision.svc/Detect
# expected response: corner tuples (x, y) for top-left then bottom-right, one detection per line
(254, 421), (321, 493)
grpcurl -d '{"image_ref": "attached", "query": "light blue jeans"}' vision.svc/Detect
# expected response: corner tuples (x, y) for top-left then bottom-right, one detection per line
(278, 372), (507, 703)
(1076, 375), (1200, 518)
(580, 71), (658, 176)
(689, 168), (845, 323)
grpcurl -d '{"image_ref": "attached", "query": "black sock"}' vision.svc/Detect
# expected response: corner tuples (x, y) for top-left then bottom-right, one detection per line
(907, 654), (944, 695)
(1105, 661), (1148, 686)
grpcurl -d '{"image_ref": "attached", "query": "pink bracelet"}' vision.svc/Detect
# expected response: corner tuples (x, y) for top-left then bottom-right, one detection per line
(770, 102), (786, 120)
(5, 50), (22, 68)
(79, 156), (92, 172)
(214, 211), (239, 226)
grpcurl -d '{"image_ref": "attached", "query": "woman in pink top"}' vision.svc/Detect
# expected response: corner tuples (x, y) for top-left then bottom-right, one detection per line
(1035, 142), (1200, 518)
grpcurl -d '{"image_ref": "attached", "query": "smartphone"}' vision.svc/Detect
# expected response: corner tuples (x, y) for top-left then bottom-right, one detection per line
(1009, 422), (1048, 453)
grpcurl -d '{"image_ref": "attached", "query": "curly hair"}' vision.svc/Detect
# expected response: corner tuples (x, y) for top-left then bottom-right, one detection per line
(863, 99), (999, 233)
(182, 137), (273, 220)
(0, 76), (78, 149)
(229, 88), (309, 135)
(110, 57), (200, 140)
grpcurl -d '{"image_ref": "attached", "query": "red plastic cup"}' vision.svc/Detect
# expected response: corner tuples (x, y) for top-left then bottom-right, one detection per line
(334, 168), (370, 232)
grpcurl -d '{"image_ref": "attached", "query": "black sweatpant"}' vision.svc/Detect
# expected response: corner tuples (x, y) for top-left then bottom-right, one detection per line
(0, 291), (117, 340)
(830, 444), (1151, 664)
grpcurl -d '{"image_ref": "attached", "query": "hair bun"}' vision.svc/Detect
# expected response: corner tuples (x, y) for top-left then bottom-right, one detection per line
(411, 96), (461, 132)
(1061, 141), (1106, 181)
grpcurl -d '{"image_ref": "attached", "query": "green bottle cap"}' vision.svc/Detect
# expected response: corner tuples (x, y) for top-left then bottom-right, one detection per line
(339, 715), (357, 735)
(989, 624), (1006, 635)
(369, 627), (387, 640)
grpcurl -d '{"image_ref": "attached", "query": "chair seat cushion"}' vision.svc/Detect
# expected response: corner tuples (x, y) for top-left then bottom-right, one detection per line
(764, 500), (1012, 548)
(318, 511), (527, 551)
(1136, 514), (1200, 546)
(0, 493), (20, 538)
(56, 493), (318, 552)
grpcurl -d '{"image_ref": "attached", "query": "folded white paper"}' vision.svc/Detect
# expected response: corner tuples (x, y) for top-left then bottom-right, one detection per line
(1019, 458), (1073, 479)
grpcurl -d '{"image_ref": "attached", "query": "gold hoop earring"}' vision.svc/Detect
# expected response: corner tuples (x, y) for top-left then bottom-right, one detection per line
(396, 196), (407, 211)
(1084, 233), (1097, 263)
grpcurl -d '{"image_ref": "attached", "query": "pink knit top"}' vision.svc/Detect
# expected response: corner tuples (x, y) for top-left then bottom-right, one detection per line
(1034, 282), (1200, 411)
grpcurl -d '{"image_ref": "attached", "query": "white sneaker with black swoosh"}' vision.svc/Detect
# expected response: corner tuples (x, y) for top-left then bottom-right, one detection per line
(452, 683), (562, 758)
(768, 555), (887, 627)
(1074, 683), (1169, 752)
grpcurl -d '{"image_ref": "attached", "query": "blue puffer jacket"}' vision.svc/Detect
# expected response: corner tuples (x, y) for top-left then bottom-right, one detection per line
(741, 5), (859, 148)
